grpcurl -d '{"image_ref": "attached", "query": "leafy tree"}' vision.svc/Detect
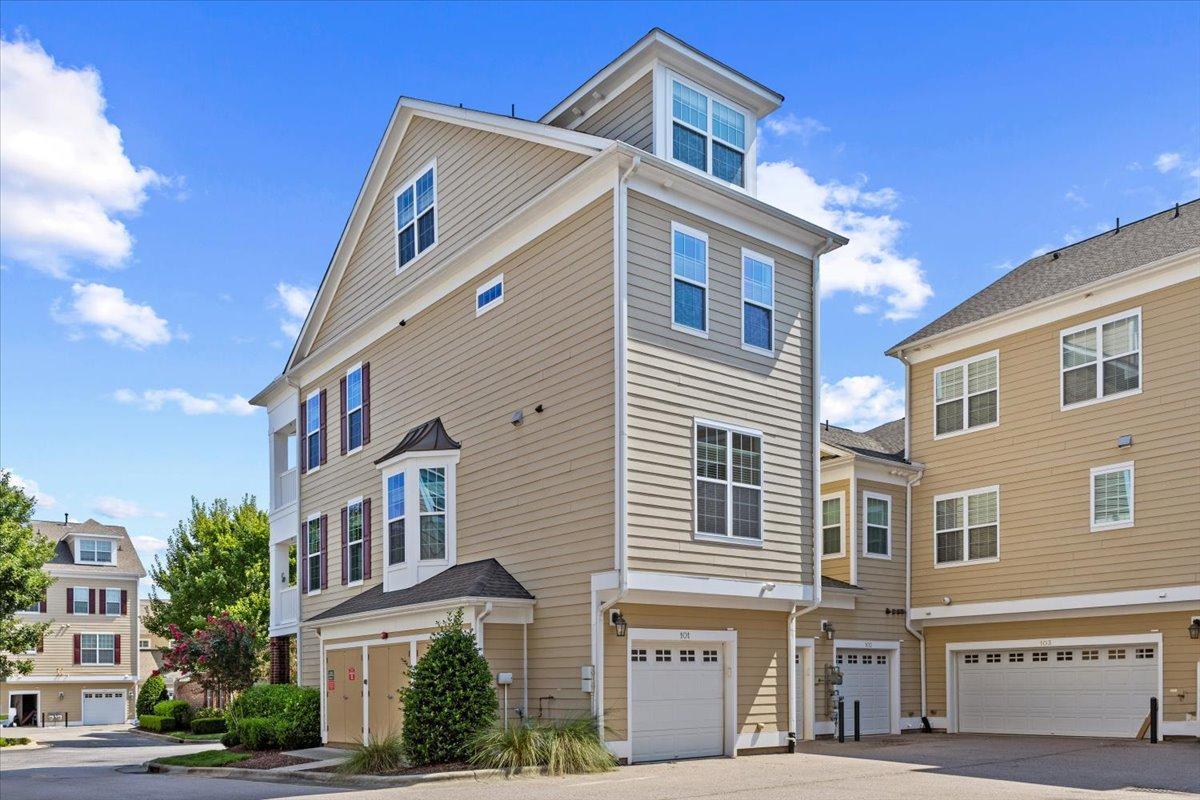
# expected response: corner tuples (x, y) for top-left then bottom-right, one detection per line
(163, 611), (260, 700)
(401, 609), (497, 765)
(137, 674), (168, 716)
(146, 497), (269, 651)
(0, 471), (55, 681)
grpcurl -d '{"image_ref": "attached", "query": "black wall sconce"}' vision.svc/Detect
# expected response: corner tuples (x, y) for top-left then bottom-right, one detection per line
(610, 610), (627, 638)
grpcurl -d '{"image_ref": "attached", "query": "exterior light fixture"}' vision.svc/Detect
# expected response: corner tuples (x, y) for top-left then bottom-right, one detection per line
(1189, 618), (1200, 640)
(942, 596), (953, 606)
(1117, 434), (1133, 448)
(821, 620), (835, 639)
(610, 610), (627, 638)
(511, 410), (524, 426)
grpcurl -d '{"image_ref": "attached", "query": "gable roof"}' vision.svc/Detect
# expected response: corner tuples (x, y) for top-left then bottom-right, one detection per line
(820, 419), (907, 463)
(374, 417), (460, 464)
(32, 517), (147, 576)
(890, 200), (1200, 353)
(309, 558), (533, 622)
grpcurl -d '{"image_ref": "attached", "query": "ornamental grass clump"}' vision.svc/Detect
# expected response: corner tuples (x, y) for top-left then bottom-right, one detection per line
(469, 714), (617, 776)
(337, 732), (406, 775)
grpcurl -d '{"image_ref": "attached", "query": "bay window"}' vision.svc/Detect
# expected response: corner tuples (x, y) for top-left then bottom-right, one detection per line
(387, 472), (405, 566)
(379, 453), (457, 591)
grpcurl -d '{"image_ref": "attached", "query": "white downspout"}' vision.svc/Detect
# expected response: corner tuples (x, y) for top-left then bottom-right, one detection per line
(475, 601), (493, 653)
(898, 351), (927, 722)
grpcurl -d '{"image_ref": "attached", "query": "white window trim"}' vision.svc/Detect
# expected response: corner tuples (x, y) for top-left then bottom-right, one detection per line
(80, 632), (117, 666)
(932, 350), (1000, 440)
(139, 639), (152, 650)
(305, 390), (322, 473)
(75, 536), (116, 565)
(740, 248), (775, 356)
(393, 158), (439, 274)
(475, 273), (504, 316)
(104, 587), (122, 616)
(344, 363), (364, 455)
(670, 221), (710, 338)
(305, 514), (322, 597)
(821, 492), (846, 559)
(345, 497), (365, 587)
(661, 68), (756, 193)
(862, 491), (892, 560)
(377, 451), (460, 592)
(73, 586), (90, 615)
(1060, 307), (1142, 411)
(1090, 461), (1135, 532)
(692, 417), (765, 547)
(933, 485), (1001, 569)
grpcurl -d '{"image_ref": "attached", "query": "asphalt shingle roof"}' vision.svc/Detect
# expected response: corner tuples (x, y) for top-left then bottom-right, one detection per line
(890, 200), (1200, 352)
(309, 558), (533, 622)
(820, 420), (907, 462)
(822, 576), (863, 591)
(32, 517), (147, 576)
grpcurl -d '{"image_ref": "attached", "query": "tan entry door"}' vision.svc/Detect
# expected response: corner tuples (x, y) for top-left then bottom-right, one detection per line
(368, 643), (410, 742)
(326, 647), (364, 744)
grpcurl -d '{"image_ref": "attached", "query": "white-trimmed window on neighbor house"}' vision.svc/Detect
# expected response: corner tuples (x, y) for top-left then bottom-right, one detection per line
(821, 495), (843, 557)
(395, 162), (437, 270)
(305, 392), (321, 469)
(104, 588), (121, 615)
(1091, 462), (1133, 531)
(672, 223), (708, 335)
(73, 587), (90, 614)
(345, 499), (364, 584)
(387, 472), (405, 566)
(934, 352), (998, 437)
(742, 249), (774, 353)
(669, 74), (750, 187)
(1061, 310), (1141, 408)
(935, 487), (999, 566)
(419, 467), (448, 560)
(864, 493), (891, 558)
(81, 633), (115, 665)
(694, 420), (763, 543)
(305, 517), (321, 594)
(79, 537), (114, 563)
(476, 274), (504, 316)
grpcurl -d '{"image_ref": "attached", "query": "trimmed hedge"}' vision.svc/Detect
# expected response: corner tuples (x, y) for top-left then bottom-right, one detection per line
(237, 717), (279, 751)
(137, 675), (168, 717)
(227, 684), (319, 750)
(190, 717), (227, 734)
(153, 699), (194, 728)
(220, 729), (239, 748)
(138, 714), (176, 732)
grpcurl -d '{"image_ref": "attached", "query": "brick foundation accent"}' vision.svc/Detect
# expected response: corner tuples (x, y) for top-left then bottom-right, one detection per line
(269, 635), (292, 684)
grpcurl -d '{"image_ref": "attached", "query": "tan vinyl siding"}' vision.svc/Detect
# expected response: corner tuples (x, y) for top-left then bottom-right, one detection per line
(624, 191), (815, 585)
(909, 279), (1200, 607)
(298, 194), (615, 725)
(820, 477), (851, 582)
(574, 72), (654, 152)
(921, 610), (1199, 723)
(483, 623), (526, 720)
(16, 578), (138, 676)
(2, 682), (133, 725)
(311, 117), (588, 350)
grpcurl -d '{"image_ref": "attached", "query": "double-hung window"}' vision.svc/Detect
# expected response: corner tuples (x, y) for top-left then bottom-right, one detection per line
(305, 517), (321, 594)
(742, 249), (775, 353)
(1091, 462), (1133, 531)
(386, 472), (405, 566)
(81, 633), (115, 665)
(476, 274), (504, 316)
(672, 223), (708, 335)
(73, 587), (89, 614)
(934, 352), (998, 437)
(419, 468), (447, 560)
(346, 365), (364, 452)
(670, 75), (749, 187)
(395, 162), (437, 270)
(79, 538), (113, 563)
(935, 487), (999, 566)
(694, 420), (763, 543)
(821, 495), (844, 557)
(864, 493), (891, 558)
(1061, 310), (1141, 408)
(346, 499), (364, 584)
(104, 588), (121, 615)
(305, 393), (321, 469)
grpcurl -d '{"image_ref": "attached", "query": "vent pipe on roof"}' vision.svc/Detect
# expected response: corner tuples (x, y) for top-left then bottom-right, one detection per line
(1115, 217), (1120, 233)
(1175, 203), (1180, 218)
(63, 513), (69, 525)
(511, 103), (516, 118)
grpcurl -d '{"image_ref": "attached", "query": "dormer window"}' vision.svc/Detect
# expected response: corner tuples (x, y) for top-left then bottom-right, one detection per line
(78, 538), (114, 564)
(667, 72), (751, 189)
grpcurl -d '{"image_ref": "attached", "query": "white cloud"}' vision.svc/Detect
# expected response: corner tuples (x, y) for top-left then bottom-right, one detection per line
(51, 281), (171, 348)
(94, 496), (164, 519)
(113, 387), (257, 416)
(1, 469), (58, 511)
(0, 35), (163, 277)
(132, 535), (168, 555)
(852, 303), (875, 315)
(1154, 152), (1182, 173)
(274, 282), (315, 339)
(1064, 188), (1088, 208)
(757, 161), (932, 320)
(821, 375), (905, 431)
(763, 114), (829, 144)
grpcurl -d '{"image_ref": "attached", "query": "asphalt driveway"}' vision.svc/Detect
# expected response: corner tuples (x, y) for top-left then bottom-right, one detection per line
(1, 726), (1196, 799)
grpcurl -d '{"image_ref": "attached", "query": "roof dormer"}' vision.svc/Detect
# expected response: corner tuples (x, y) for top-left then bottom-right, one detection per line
(540, 28), (783, 196)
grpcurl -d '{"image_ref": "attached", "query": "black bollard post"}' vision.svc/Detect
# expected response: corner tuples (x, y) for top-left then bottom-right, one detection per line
(1149, 697), (1158, 743)
(838, 697), (845, 743)
(854, 700), (861, 741)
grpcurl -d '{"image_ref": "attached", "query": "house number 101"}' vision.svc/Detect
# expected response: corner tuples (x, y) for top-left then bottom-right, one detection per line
(679, 632), (691, 640)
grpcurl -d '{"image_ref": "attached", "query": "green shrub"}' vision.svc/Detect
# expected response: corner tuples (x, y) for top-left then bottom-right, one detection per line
(192, 706), (224, 720)
(189, 717), (226, 734)
(401, 609), (497, 766)
(138, 714), (176, 733)
(153, 699), (194, 728)
(136, 676), (168, 716)
(227, 684), (319, 749)
(337, 733), (405, 774)
(236, 717), (278, 751)
(220, 729), (240, 748)
(470, 715), (616, 776)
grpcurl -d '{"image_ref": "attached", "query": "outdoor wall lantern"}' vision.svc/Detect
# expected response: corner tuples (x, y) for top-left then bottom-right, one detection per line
(610, 610), (627, 638)
(1188, 617), (1200, 640)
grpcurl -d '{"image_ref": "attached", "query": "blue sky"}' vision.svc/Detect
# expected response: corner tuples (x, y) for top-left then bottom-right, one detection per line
(2, 1), (1197, 586)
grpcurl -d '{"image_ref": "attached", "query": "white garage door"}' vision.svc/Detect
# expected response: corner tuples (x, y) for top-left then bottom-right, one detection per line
(837, 650), (891, 735)
(82, 690), (126, 724)
(957, 645), (1157, 737)
(631, 644), (724, 761)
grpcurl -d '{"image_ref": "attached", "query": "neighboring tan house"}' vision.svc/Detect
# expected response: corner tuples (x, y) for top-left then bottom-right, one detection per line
(3, 517), (145, 726)
(252, 29), (859, 760)
(888, 201), (1200, 738)
(136, 599), (167, 682)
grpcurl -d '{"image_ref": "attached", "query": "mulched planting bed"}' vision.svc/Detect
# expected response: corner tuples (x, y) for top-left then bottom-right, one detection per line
(308, 760), (473, 775)
(234, 751), (316, 770)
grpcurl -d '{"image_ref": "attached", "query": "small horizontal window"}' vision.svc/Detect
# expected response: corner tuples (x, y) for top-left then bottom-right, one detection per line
(476, 274), (504, 316)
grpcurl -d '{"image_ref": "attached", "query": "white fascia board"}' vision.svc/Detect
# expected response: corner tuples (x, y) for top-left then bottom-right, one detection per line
(817, 592), (856, 610)
(44, 567), (142, 581)
(912, 584), (1200, 623)
(312, 596), (535, 636)
(891, 249), (1199, 363)
(820, 455), (921, 487)
(624, 569), (813, 603)
(5, 674), (135, 683)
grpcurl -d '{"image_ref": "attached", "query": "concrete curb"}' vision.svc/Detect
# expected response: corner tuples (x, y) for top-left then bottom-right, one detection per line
(128, 728), (219, 745)
(145, 760), (521, 788)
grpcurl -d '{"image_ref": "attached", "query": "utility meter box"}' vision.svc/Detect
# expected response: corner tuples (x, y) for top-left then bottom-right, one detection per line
(825, 663), (844, 686)
(581, 664), (595, 693)
(497, 672), (513, 685)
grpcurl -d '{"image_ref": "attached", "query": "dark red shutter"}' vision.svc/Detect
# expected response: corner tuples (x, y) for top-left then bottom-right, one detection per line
(362, 362), (371, 445)
(121, 590), (128, 615)
(319, 390), (328, 466)
(114, 634), (121, 665)
(73, 634), (81, 664)
(299, 396), (308, 474)
(340, 506), (348, 585)
(319, 515), (328, 590)
(67, 587), (74, 615)
(363, 497), (373, 580)
(339, 375), (348, 456)
(89, 589), (97, 614)
(300, 521), (308, 593)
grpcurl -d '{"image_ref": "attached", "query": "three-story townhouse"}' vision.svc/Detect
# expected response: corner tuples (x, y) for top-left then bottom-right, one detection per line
(252, 29), (852, 760)
(3, 517), (145, 727)
(889, 201), (1200, 738)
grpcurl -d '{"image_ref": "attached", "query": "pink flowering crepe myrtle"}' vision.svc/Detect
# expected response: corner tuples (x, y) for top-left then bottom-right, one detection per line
(163, 611), (259, 697)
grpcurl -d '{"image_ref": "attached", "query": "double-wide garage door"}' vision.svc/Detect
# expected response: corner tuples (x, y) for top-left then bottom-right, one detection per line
(957, 644), (1157, 737)
(630, 643), (724, 762)
(82, 690), (126, 724)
